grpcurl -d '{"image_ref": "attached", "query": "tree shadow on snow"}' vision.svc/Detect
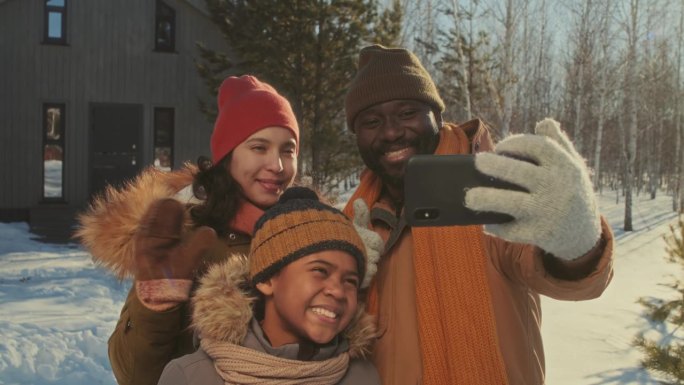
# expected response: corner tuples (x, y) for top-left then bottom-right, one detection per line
(584, 366), (667, 385)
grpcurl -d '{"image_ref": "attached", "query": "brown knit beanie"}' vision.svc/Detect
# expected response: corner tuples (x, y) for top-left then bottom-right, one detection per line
(249, 187), (367, 286)
(345, 44), (445, 130)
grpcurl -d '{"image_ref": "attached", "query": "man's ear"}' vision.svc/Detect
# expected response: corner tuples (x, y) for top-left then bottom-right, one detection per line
(434, 110), (444, 129)
(255, 280), (274, 296)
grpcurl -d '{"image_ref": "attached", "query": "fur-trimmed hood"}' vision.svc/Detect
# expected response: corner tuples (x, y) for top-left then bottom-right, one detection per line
(75, 163), (199, 279)
(192, 255), (377, 359)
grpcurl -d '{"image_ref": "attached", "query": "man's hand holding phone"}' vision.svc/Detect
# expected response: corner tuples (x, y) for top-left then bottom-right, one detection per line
(464, 118), (601, 261)
(405, 154), (526, 227)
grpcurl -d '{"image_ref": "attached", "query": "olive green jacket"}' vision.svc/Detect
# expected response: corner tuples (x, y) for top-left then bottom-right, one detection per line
(108, 235), (251, 385)
(76, 164), (252, 385)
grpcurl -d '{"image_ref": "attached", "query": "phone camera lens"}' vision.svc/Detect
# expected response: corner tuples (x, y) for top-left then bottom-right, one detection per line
(414, 208), (439, 221)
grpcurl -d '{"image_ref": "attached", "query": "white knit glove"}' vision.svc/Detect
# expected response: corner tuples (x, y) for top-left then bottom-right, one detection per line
(464, 118), (601, 261)
(352, 199), (384, 288)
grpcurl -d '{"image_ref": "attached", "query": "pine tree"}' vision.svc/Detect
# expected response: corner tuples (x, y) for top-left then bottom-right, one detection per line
(372, 0), (403, 47)
(196, 0), (389, 192)
(633, 216), (684, 384)
(434, 5), (493, 125)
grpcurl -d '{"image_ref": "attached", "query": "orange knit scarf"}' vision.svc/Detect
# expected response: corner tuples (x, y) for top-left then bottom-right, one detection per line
(344, 124), (509, 384)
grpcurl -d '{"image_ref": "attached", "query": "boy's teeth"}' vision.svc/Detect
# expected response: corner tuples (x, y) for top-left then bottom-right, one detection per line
(311, 307), (337, 319)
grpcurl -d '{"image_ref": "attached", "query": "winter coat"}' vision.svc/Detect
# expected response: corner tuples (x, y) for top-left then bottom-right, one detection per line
(77, 164), (252, 385)
(359, 120), (615, 385)
(157, 256), (381, 385)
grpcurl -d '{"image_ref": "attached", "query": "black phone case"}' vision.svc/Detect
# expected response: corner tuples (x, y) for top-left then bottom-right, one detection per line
(405, 154), (525, 227)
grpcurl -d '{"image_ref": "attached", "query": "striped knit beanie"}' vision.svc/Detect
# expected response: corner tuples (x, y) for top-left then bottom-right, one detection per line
(249, 187), (367, 286)
(345, 44), (445, 130)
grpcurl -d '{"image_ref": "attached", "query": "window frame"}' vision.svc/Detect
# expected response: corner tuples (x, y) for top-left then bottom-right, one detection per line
(42, 103), (66, 202)
(153, 107), (175, 170)
(154, 0), (176, 52)
(43, 0), (68, 45)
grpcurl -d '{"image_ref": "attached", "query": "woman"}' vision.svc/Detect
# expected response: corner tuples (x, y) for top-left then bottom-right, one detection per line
(77, 75), (300, 385)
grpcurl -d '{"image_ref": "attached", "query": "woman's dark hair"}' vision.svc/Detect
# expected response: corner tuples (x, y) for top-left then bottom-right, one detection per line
(190, 155), (241, 236)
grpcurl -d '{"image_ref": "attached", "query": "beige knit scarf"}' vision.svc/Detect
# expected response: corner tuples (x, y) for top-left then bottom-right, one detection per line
(201, 338), (350, 385)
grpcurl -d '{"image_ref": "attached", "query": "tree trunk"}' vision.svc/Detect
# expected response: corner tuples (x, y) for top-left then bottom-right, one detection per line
(624, 0), (640, 232)
(500, 0), (516, 137)
(449, 0), (472, 120)
(593, 84), (606, 190)
(650, 118), (663, 200)
(675, 4), (684, 213)
(310, 4), (325, 190)
(591, 0), (614, 195)
(674, 91), (682, 211)
(535, 0), (551, 120)
(573, 62), (585, 153)
(677, 110), (684, 213)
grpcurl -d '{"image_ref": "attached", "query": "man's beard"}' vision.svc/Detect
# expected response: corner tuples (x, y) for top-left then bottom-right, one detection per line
(375, 166), (404, 193)
(360, 134), (439, 195)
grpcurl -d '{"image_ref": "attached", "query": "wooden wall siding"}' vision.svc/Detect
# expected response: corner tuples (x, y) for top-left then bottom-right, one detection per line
(0, 0), (230, 210)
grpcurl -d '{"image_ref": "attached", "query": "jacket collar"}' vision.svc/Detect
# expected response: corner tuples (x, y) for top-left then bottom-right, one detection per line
(244, 318), (349, 361)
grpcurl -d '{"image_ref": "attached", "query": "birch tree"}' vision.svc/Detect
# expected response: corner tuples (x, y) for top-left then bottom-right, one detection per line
(592, 0), (613, 191)
(567, 0), (598, 154)
(642, 40), (670, 200)
(533, 0), (555, 121)
(591, 0), (617, 191)
(621, 0), (641, 231)
(446, 0), (474, 121)
(405, 0), (440, 75)
(495, 0), (518, 137)
(675, 3), (684, 213)
(436, 0), (491, 123)
(514, 0), (553, 132)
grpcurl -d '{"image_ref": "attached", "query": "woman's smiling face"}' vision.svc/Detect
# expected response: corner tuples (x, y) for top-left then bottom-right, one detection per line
(228, 126), (298, 209)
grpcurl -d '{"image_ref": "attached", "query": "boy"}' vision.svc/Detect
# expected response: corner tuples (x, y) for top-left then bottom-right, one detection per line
(158, 187), (380, 385)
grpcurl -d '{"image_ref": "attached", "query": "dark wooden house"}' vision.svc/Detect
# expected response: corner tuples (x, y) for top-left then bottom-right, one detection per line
(0, 0), (229, 241)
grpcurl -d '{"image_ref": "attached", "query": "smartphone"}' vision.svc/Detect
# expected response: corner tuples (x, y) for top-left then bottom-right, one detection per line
(405, 154), (526, 227)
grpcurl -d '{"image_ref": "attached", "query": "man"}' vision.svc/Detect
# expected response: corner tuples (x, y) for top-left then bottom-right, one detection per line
(343, 45), (614, 385)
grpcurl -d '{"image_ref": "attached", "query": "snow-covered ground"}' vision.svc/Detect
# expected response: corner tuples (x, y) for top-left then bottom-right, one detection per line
(543, 192), (681, 385)
(0, 191), (681, 385)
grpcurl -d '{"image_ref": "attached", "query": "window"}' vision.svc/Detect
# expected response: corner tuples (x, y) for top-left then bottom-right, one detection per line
(155, 1), (176, 52)
(44, 0), (67, 44)
(154, 108), (174, 171)
(43, 104), (65, 200)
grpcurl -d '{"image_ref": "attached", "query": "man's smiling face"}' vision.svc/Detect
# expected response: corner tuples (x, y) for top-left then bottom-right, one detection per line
(353, 99), (441, 192)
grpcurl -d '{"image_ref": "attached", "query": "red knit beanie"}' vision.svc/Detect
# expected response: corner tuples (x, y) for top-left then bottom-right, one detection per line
(210, 75), (300, 164)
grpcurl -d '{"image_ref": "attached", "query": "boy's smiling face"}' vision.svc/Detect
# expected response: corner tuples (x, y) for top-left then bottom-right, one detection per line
(256, 250), (360, 347)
